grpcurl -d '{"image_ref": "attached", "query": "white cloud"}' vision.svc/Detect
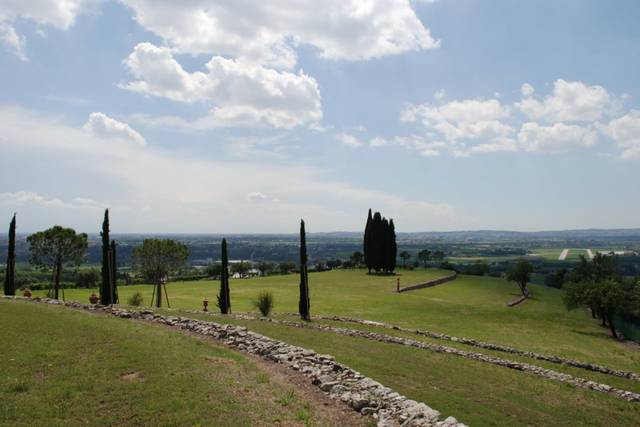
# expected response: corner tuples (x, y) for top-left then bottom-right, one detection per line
(337, 133), (363, 147)
(0, 106), (456, 232)
(0, 23), (27, 60)
(517, 79), (613, 122)
(122, 43), (322, 129)
(518, 122), (597, 152)
(401, 98), (514, 154)
(598, 110), (640, 159)
(520, 83), (534, 97)
(83, 112), (146, 146)
(120, 0), (439, 69)
(0, 191), (117, 211)
(0, 0), (98, 59)
(433, 89), (446, 101)
(369, 135), (443, 157)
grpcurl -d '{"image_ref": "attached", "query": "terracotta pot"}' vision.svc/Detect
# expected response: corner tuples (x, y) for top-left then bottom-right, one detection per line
(23, 289), (32, 298)
(89, 293), (99, 304)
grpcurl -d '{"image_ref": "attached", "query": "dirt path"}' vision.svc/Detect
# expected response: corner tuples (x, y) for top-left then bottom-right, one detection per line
(587, 249), (594, 259)
(558, 249), (569, 260)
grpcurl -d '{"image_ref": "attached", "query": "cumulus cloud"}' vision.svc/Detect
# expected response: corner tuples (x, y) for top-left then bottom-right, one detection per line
(369, 135), (443, 157)
(83, 112), (146, 146)
(517, 79), (613, 122)
(120, 0), (439, 69)
(0, 191), (115, 211)
(518, 122), (597, 152)
(0, 106), (456, 232)
(337, 133), (363, 148)
(122, 43), (322, 129)
(0, 0), (98, 59)
(401, 98), (515, 154)
(0, 23), (27, 60)
(598, 110), (640, 159)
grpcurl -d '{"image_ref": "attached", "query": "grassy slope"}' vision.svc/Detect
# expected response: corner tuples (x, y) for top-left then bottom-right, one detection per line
(190, 316), (640, 427)
(0, 300), (351, 427)
(48, 269), (640, 372)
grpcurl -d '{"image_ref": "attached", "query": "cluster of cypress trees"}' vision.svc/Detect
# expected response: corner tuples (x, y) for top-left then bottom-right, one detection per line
(298, 219), (310, 321)
(218, 238), (231, 314)
(363, 209), (397, 274)
(3, 214), (16, 296)
(100, 210), (118, 305)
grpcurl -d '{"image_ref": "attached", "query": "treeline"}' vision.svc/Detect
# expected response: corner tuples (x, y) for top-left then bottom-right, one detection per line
(363, 209), (397, 274)
(563, 254), (640, 339)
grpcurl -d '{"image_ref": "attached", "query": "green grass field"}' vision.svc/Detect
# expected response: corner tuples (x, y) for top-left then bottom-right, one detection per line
(0, 300), (361, 427)
(24, 269), (640, 426)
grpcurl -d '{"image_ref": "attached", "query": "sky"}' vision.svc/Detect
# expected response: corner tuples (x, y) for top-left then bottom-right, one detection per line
(1, 0), (639, 233)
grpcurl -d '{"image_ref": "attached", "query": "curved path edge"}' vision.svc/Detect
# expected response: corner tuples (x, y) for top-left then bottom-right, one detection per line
(1, 296), (464, 427)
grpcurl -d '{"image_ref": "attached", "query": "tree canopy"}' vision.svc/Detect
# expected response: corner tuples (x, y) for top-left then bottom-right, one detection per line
(506, 258), (533, 297)
(27, 225), (88, 299)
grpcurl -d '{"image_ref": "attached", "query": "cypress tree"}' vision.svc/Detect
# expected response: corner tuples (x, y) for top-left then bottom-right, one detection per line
(381, 217), (390, 272)
(370, 212), (383, 272)
(100, 209), (111, 305)
(389, 219), (397, 272)
(218, 238), (231, 314)
(363, 209), (373, 273)
(298, 220), (310, 321)
(110, 240), (118, 304)
(4, 214), (16, 296)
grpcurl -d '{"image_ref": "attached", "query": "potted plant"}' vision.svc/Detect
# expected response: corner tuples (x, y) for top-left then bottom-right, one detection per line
(23, 288), (32, 298)
(89, 292), (99, 304)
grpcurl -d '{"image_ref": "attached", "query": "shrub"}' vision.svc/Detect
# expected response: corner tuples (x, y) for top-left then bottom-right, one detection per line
(128, 291), (144, 306)
(253, 291), (274, 317)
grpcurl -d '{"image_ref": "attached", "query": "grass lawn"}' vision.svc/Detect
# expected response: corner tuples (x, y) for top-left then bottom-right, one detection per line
(149, 311), (640, 427)
(42, 269), (640, 373)
(0, 300), (360, 427)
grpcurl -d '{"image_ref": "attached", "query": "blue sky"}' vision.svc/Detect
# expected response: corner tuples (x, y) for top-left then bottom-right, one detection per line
(1, 0), (639, 233)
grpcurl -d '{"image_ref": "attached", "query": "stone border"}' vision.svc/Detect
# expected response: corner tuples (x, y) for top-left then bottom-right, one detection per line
(190, 312), (640, 403)
(305, 314), (640, 383)
(1, 296), (464, 427)
(398, 273), (457, 293)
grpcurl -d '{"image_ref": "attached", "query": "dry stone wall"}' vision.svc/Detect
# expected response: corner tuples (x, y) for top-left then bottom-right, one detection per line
(1, 296), (464, 427)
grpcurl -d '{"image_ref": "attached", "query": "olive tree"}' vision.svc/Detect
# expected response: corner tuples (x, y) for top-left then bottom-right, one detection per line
(27, 226), (88, 300)
(506, 258), (534, 297)
(132, 239), (189, 308)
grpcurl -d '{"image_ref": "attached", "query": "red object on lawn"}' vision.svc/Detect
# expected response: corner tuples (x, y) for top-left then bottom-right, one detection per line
(89, 293), (99, 304)
(203, 297), (209, 312)
(23, 289), (32, 298)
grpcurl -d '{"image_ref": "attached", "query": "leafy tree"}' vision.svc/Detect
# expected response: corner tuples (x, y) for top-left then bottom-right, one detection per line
(545, 268), (567, 289)
(399, 251), (411, 268)
(27, 226), (88, 300)
(506, 259), (533, 297)
(4, 214), (16, 296)
(206, 262), (223, 279)
(298, 220), (310, 321)
(231, 261), (251, 277)
(132, 239), (188, 308)
(278, 261), (296, 274)
(468, 260), (489, 276)
(256, 261), (273, 276)
(218, 239), (231, 314)
(349, 251), (363, 267)
(417, 249), (431, 268)
(75, 268), (99, 288)
(432, 250), (445, 262)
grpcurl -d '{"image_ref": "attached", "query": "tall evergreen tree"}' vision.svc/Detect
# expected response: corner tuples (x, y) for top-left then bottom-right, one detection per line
(381, 217), (391, 271)
(4, 214), (16, 296)
(298, 220), (310, 320)
(218, 238), (231, 314)
(371, 212), (383, 272)
(100, 209), (112, 305)
(110, 240), (118, 304)
(389, 219), (397, 272)
(363, 209), (373, 273)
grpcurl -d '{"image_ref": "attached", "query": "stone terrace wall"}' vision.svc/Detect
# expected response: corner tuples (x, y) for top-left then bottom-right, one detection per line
(398, 273), (457, 293)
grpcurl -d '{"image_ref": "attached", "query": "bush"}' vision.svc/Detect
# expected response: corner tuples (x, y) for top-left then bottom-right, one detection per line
(253, 291), (274, 317)
(128, 291), (144, 306)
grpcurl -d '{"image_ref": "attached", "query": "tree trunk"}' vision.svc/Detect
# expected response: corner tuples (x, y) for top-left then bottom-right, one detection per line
(607, 312), (618, 339)
(156, 280), (162, 308)
(54, 260), (62, 300)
